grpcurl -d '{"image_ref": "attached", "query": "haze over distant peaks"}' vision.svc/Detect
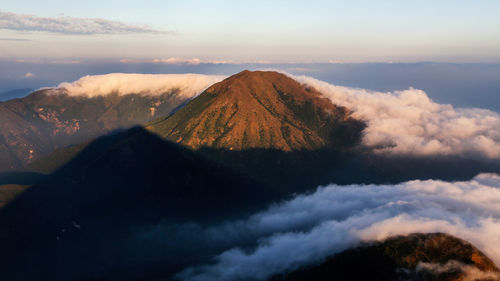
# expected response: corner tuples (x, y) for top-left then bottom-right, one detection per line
(147, 70), (365, 151)
(0, 88), (33, 101)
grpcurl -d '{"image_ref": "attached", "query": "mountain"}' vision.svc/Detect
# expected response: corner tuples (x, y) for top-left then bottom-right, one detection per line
(21, 70), (367, 192)
(0, 88), (189, 171)
(1, 70), (499, 281)
(145, 70), (500, 190)
(147, 70), (364, 151)
(23, 70), (500, 191)
(0, 127), (272, 281)
(271, 233), (500, 281)
(0, 184), (29, 208)
(0, 88), (33, 101)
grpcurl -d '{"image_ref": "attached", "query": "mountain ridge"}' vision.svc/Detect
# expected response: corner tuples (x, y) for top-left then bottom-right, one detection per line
(147, 70), (365, 151)
(271, 233), (500, 281)
(0, 88), (190, 171)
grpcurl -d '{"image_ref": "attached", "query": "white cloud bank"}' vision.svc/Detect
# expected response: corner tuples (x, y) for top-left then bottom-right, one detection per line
(0, 11), (168, 35)
(55, 73), (225, 98)
(178, 173), (500, 281)
(291, 74), (500, 159)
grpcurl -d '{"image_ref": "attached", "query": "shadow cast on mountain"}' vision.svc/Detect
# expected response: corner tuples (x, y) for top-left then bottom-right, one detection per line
(1, 127), (499, 281)
(0, 171), (47, 185)
(0, 127), (276, 281)
(196, 146), (500, 194)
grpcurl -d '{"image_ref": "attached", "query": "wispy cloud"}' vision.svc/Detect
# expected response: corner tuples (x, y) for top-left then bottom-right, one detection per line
(14, 59), (81, 64)
(152, 58), (204, 65)
(0, 37), (32, 41)
(151, 57), (234, 65)
(118, 57), (275, 65)
(0, 11), (170, 35)
(117, 57), (236, 65)
(22, 72), (35, 78)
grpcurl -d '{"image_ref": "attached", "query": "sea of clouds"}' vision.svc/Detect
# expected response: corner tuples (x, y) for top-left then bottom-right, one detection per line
(291, 74), (500, 159)
(51, 71), (500, 159)
(19, 71), (500, 280)
(176, 173), (500, 281)
(55, 73), (225, 98)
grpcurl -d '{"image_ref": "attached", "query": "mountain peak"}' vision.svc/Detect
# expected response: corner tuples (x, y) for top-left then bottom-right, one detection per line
(206, 70), (326, 102)
(147, 70), (365, 151)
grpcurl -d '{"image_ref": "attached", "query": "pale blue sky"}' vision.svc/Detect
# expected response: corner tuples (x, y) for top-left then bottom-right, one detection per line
(1, 0), (499, 62)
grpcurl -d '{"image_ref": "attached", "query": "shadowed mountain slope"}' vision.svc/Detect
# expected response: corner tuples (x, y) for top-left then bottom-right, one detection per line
(0, 127), (273, 281)
(271, 233), (500, 281)
(147, 70), (365, 151)
(0, 89), (188, 171)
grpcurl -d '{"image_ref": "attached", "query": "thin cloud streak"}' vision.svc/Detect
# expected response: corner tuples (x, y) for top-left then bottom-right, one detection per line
(151, 58), (234, 65)
(0, 11), (170, 35)
(0, 37), (32, 41)
(118, 58), (275, 65)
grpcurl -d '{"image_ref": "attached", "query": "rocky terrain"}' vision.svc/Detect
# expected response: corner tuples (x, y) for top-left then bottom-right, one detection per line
(272, 233), (500, 281)
(0, 88), (188, 171)
(147, 70), (364, 151)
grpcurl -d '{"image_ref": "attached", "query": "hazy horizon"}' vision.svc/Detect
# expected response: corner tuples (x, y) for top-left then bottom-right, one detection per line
(1, 0), (500, 63)
(3, 1), (499, 112)
(2, 61), (500, 113)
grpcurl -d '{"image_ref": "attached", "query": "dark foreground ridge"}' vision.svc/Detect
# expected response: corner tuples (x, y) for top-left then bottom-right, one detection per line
(0, 127), (274, 281)
(271, 233), (500, 281)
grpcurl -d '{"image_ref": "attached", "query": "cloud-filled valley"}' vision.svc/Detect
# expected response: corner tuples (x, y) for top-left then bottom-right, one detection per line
(292, 74), (500, 159)
(177, 173), (500, 281)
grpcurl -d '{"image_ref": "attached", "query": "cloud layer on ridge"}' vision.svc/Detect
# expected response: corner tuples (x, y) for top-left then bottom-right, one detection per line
(55, 73), (226, 98)
(289, 74), (500, 159)
(0, 11), (168, 35)
(177, 173), (500, 281)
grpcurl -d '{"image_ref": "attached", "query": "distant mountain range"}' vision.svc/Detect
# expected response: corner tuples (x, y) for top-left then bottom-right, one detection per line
(0, 88), (33, 102)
